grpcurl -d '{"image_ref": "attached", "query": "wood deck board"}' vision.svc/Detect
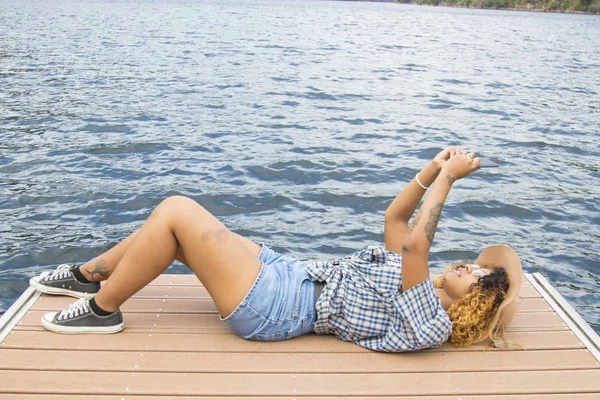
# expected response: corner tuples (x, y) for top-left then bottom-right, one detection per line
(11, 325), (232, 334)
(1, 348), (598, 373)
(1, 330), (586, 352)
(2, 396), (600, 400)
(1, 370), (600, 396)
(1, 273), (598, 398)
(32, 296), (220, 313)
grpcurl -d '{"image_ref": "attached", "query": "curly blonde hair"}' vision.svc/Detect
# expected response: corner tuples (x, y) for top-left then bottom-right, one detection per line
(433, 261), (509, 347)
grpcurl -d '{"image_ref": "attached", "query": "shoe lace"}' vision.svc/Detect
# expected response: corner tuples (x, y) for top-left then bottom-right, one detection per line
(45, 264), (74, 281)
(57, 298), (89, 320)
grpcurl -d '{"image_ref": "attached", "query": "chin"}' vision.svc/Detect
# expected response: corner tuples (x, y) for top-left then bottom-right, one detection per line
(442, 272), (454, 288)
(442, 273), (463, 297)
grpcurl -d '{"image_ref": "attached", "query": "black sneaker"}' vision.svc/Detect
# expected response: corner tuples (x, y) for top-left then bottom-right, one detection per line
(30, 264), (100, 299)
(41, 298), (124, 334)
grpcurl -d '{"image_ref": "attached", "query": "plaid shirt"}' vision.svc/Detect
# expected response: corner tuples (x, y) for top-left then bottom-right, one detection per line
(304, 245), (452, 352)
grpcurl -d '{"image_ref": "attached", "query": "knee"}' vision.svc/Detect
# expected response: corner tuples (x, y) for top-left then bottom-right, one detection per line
(152, 195), (200, 222)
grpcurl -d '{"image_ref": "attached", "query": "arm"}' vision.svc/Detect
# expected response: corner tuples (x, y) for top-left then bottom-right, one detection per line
(384, 149), (453, 254)
(401, 151), (480, 293)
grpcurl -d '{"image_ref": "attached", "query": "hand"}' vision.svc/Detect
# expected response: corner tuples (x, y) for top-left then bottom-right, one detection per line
(442, 150), (480, 182)
(432, 147), (456, 169)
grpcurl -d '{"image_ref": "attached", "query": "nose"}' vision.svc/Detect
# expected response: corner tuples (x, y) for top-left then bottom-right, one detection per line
(466, 265), (479, 274)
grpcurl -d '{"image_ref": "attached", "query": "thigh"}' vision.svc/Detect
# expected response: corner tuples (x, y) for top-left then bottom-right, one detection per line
(169, 198), (262, 318)
(233, 233), (262, 256)
(175, 232), (260, 267)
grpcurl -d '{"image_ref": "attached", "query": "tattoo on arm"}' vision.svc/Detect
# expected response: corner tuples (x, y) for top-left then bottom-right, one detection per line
(424, 203), (444, 244)
(446, 174), (456, 186)
(85, 258), (111, 281)
(408, 207), (422, 235)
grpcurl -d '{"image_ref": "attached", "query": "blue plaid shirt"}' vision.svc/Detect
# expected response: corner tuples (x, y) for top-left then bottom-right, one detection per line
(304, 245), (452, 352)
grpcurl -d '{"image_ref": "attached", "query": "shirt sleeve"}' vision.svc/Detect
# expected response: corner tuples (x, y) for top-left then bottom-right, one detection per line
(393, 278), (452, 350)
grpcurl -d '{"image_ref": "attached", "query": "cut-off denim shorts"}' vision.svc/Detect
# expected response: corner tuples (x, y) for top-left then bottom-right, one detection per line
(220, 244), (319, 342)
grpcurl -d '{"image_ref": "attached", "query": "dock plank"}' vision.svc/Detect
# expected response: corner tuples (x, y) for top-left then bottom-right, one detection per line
(1, 348), (598, 373)
(2, 396), (600, 400)
(1, 370), (599, 396)
(1, 330), (586, 352)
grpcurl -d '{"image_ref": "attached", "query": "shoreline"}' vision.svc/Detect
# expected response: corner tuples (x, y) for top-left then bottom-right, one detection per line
(340, 0), (600, 14)
(419, 3), (599, 14)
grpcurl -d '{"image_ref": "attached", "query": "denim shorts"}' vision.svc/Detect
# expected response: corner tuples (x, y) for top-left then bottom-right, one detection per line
(220, 245), (319, 341)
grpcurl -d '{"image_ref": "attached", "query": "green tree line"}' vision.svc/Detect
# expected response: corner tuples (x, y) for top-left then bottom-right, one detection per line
(396, 0), (600, 13)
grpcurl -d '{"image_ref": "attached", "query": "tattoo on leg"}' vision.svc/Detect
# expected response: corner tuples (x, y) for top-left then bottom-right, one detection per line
(408, 208), (423, 235)
(201, 228), (230, 244)
(85, 258), (111, 281)
(446, 174), (456, 186)
(424, 203), (444, 244)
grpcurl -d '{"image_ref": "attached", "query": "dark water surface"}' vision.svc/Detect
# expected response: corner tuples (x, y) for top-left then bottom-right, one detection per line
(1, 0), (598, 332)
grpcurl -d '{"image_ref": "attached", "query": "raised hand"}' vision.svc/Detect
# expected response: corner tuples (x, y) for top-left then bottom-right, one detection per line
(442, 150), (480, 183)
(432, 147), (455, 169)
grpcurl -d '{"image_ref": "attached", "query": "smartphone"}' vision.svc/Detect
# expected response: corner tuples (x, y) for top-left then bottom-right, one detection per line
(478, 158), (499, 168)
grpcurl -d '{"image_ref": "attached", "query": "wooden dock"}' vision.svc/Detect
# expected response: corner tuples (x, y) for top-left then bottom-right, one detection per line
(1, 273), (599, 399)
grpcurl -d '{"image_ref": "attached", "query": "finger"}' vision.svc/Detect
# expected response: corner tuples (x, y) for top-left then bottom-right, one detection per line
(472, 157), (481, 170)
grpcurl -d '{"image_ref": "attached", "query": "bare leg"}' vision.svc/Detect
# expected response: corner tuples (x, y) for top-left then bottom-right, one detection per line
(80, 231), (187, 282)
(80, 229), (259, 282)
(79, 234), (139, 282)
(92, 196), (262, 318)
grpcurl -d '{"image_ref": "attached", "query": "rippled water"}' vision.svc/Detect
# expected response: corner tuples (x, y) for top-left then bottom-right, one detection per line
(1, 0), (598, 332)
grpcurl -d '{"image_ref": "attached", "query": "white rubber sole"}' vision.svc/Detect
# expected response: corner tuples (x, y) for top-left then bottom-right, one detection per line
(29, 274), (97, 300)
(41, 312), (124, 334)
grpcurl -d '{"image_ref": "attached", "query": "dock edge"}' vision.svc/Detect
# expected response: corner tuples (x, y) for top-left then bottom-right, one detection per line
(0, 286), (41, 343)
(526, 272), (600, 363)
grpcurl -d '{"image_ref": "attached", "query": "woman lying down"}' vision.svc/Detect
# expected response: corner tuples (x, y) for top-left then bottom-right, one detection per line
(30, 148), (522, 352)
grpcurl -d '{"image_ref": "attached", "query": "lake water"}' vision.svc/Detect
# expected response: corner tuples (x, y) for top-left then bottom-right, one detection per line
(1, 0), (598, 334)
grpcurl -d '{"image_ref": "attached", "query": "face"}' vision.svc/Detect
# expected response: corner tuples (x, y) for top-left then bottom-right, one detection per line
(442, 263), (493, 301)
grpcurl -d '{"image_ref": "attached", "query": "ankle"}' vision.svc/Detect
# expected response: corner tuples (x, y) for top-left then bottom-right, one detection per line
(72, 266), (92, 283)
(80, 258), (111, 282)
(90, 297), (118, 316)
